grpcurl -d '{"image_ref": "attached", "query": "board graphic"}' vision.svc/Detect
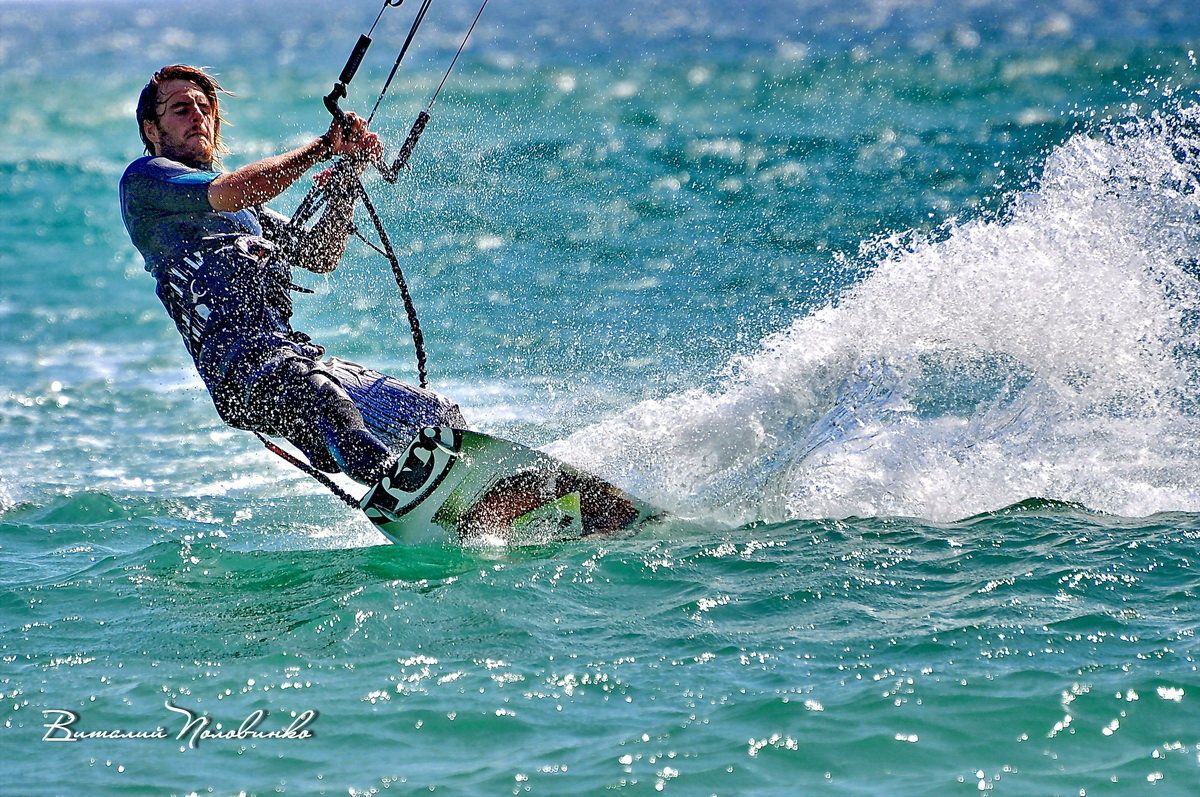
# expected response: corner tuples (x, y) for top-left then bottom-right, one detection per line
(360, 427), (662, 545)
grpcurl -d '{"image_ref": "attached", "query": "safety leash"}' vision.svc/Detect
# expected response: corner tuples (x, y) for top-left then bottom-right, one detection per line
(254, 433), (362, 509)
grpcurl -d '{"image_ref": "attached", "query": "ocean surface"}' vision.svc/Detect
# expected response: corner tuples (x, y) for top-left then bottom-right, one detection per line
(4, 0), (1200, 793)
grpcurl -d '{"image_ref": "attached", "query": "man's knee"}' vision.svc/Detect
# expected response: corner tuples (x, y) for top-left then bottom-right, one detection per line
(275, 367), (353, 422)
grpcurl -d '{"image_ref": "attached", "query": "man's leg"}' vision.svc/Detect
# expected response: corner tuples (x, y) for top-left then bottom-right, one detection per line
(320, 357), (467, 450)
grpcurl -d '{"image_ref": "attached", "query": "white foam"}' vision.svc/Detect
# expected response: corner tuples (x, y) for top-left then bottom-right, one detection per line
(549, 106), (1200, 523)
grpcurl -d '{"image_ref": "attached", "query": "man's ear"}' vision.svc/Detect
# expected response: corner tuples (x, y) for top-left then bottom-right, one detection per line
(142, 119), (161, 153)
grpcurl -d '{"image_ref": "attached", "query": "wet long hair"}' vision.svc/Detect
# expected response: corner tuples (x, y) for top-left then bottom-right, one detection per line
(136, 64), (231, 161)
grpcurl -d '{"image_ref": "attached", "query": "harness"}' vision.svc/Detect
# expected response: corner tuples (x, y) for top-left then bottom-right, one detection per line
(155, 230), (316, 363)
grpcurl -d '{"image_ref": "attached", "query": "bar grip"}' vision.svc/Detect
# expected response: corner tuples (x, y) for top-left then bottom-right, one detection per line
(339, 34), (373, 85)
(324, 34), (374, 125)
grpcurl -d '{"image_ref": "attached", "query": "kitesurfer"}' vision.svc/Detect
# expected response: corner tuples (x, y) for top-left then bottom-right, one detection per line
(120, 64), (463, 485)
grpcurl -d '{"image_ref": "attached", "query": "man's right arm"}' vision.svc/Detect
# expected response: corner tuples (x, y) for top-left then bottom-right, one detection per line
(208, 138), (331, 213)
(208, 112), (381, 213)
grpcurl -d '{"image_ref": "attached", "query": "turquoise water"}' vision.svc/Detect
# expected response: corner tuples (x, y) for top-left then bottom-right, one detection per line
(4, 0), (1200, 793)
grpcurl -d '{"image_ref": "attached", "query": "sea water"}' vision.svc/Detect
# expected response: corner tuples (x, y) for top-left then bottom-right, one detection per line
(3, 0), (1200, 793)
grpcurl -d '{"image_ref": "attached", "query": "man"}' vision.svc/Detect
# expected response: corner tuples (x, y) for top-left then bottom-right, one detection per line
(121, 64), (463, 485)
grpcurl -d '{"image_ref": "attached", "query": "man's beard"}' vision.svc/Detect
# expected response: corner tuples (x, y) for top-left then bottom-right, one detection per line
(158, 130), (213, 169)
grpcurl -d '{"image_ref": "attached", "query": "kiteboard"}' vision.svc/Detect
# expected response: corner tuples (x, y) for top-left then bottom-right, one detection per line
(360, 427), (663, 545)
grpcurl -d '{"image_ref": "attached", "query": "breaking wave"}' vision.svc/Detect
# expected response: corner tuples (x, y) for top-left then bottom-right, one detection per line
(551, 104), (1200, 524)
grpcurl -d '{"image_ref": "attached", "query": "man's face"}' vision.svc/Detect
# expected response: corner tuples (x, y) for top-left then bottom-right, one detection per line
(143, 79), (216, 166)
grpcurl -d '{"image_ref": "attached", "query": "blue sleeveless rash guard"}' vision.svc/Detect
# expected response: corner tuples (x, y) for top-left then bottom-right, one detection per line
(119, 156), (314, 428)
